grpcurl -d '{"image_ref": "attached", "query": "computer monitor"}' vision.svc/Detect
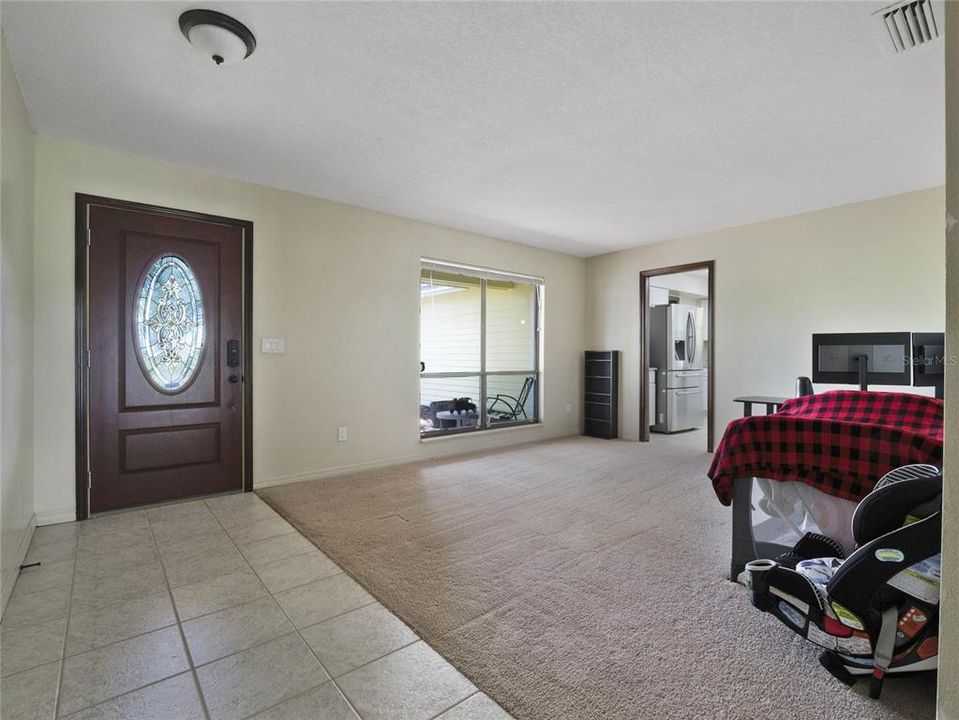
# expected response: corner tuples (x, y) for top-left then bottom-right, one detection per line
(811, 332), (912, 390)
(912, 332), (944, 399)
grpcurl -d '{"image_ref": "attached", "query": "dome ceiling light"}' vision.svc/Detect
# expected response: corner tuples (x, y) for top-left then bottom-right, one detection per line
(179, 9), (256, 66)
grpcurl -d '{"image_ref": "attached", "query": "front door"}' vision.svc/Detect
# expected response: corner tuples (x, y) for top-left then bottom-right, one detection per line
(87, 201), (246, 513)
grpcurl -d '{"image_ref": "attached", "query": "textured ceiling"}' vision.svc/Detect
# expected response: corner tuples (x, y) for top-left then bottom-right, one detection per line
(2, 1), (945, 256)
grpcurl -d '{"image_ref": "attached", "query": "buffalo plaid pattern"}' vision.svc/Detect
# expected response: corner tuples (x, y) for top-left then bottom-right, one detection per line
(708, 390), (943, 506)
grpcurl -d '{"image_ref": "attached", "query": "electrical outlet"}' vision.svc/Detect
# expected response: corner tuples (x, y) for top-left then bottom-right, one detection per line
(337, 426), (348, 442)
(566, 402), (573, 414)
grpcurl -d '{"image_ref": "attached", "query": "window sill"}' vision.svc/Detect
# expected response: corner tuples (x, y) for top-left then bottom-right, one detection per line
(420, 421), (543, 443)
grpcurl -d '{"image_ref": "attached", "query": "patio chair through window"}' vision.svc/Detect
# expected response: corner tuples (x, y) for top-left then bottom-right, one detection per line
(487, 376), (535, 423)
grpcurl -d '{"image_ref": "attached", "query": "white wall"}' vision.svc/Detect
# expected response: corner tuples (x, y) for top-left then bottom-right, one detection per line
(31, 138), (586, 520)
(586, 187), (945, 443)
(0, 34), (36, 612)
(939, 3), (958, 717)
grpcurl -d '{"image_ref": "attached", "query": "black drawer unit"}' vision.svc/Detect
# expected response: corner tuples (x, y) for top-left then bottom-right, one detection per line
(583, 350), (619, 439)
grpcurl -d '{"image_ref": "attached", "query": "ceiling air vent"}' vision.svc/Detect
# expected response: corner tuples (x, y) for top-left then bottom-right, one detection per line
(877, 0), (939, 53)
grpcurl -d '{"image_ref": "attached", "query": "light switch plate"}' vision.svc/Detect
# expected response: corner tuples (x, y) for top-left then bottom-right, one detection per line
(261, 338), (285, 354)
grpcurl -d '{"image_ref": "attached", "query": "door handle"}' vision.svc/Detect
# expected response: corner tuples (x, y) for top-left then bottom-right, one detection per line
(228, 375), (242, 384)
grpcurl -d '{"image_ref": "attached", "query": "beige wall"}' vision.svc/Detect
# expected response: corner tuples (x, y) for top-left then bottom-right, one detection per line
(939, 3), (958, 717)
(585, 188), (945, 444)
(0, 34), (36, 612)
(31, 137), (586, 521)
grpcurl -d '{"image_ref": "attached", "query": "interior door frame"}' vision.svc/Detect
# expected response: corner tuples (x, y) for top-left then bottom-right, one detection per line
(639, 260), (715, 452)
(75, 194), (254, 520)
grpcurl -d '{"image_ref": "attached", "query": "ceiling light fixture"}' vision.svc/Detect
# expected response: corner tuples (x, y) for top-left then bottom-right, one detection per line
(179, 9), (256, 66)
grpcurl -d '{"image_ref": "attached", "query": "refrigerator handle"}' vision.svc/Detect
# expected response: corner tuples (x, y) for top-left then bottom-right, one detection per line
(686, 311), (696, 364)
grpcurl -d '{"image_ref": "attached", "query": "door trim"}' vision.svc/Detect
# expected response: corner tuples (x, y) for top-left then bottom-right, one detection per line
(75, 194), (254, 520)
(639, 260), (715, 452)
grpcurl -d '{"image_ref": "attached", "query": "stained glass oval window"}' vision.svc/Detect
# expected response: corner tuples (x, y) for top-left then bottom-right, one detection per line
(135, 255), (206, 393)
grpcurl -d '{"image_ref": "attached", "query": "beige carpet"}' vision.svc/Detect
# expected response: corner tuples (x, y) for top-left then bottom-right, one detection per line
(258, 433), (936, 720)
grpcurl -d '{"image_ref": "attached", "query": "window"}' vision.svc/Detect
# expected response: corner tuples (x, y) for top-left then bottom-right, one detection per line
(419, 259), (542, 437)
(135, 254), (206, 393)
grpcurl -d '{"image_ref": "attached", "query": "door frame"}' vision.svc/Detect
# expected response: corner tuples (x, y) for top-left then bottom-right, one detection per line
(74, 194), (254, 520)
(639, 260), (715, 452)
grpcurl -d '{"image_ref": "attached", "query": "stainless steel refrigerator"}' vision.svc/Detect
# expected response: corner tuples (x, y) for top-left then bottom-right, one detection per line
(650, 304), (706, 433)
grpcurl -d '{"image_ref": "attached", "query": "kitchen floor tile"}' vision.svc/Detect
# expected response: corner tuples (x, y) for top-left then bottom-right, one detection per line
(58, 625), (189, 716)
(171, 566), (268, 621)
(31, 522), (79, 547)
(249, 682), (359, 720)
(76, 526), (153, 551)
(204, 492), (266, 514)
(79, 510), (149, 537)
(253, 549), (341, 593)
(155, 527), (233, 565)
(2, 583), (71, 631)
(24, 538), (76, 565)
(8, 558), (74, 595)
(0, 617), (67, 678)
(437, 693), (514, 720)
(274, 574), (374, 629)
(223, 516), (293, 545)
(75, 539), (158, 578)
(146, 500), (212, 524)
(239, 532), (317, 569)
(150, 514), (223, 545)
(182, 596), (293, 666)
(211, 501), (278, 528)
(59, 671), (205, 720)
(164, 543), (250, 589)
(300, 603), (417, 677)
(336, 641), (475, 720)
(5, 496), (499, 720)
(71, 561), (167, 613)
(66, 591), (176, 656)
(196, 632), (328, 720)
(0, 661), (61, 720)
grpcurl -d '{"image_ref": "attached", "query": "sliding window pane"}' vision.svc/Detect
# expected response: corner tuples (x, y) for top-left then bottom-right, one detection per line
(485, 281), (536, 372)
(420, 269), (481, 373)
(419, 376), (481, 434)
(486, 373), (537, 425)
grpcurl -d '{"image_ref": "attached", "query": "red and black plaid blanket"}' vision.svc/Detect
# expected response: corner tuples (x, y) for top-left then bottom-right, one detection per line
(708, 390), (943, 506)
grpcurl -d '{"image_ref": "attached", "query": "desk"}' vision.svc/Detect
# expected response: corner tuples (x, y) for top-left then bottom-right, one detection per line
(435, 410), (478, 429)
(733, 396), (789, 417)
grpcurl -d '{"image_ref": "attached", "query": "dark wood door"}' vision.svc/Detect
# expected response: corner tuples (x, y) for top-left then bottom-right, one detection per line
(88, 204), (245, 513)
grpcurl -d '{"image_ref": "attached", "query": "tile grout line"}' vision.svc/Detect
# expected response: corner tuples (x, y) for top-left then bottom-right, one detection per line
(144, 509), (214, 720)
(13, 502), (506, 720)
(250, 496), (498, 719)
(45, 574), (377, 687)
(427, 690), (481, 720)
(203, 496), (369, 720)
(50, 525), (80, 718)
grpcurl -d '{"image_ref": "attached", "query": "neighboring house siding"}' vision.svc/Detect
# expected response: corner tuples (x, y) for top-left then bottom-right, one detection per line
(420, 281), (536, 409)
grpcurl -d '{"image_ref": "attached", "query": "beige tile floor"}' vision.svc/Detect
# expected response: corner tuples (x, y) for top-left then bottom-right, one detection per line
(0, 492), (514, 720)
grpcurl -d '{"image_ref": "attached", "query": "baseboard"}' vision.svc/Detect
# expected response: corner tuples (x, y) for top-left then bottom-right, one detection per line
(1, 513), (37, 619)
(35, 507), (77, 525)
(255, 425), (581, 490)
(255, 453), (423, 489)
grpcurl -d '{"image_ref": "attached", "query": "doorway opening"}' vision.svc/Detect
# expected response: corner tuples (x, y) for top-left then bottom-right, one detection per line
(75, 195), (254, 520)
(640, 261), (714, 452)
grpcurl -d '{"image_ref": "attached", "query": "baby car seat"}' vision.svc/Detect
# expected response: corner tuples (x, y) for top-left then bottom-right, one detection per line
(745, 464), (942, 699)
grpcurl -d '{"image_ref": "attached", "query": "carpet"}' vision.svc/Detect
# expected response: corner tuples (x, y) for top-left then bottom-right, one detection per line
(257, 433), (936, 720)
